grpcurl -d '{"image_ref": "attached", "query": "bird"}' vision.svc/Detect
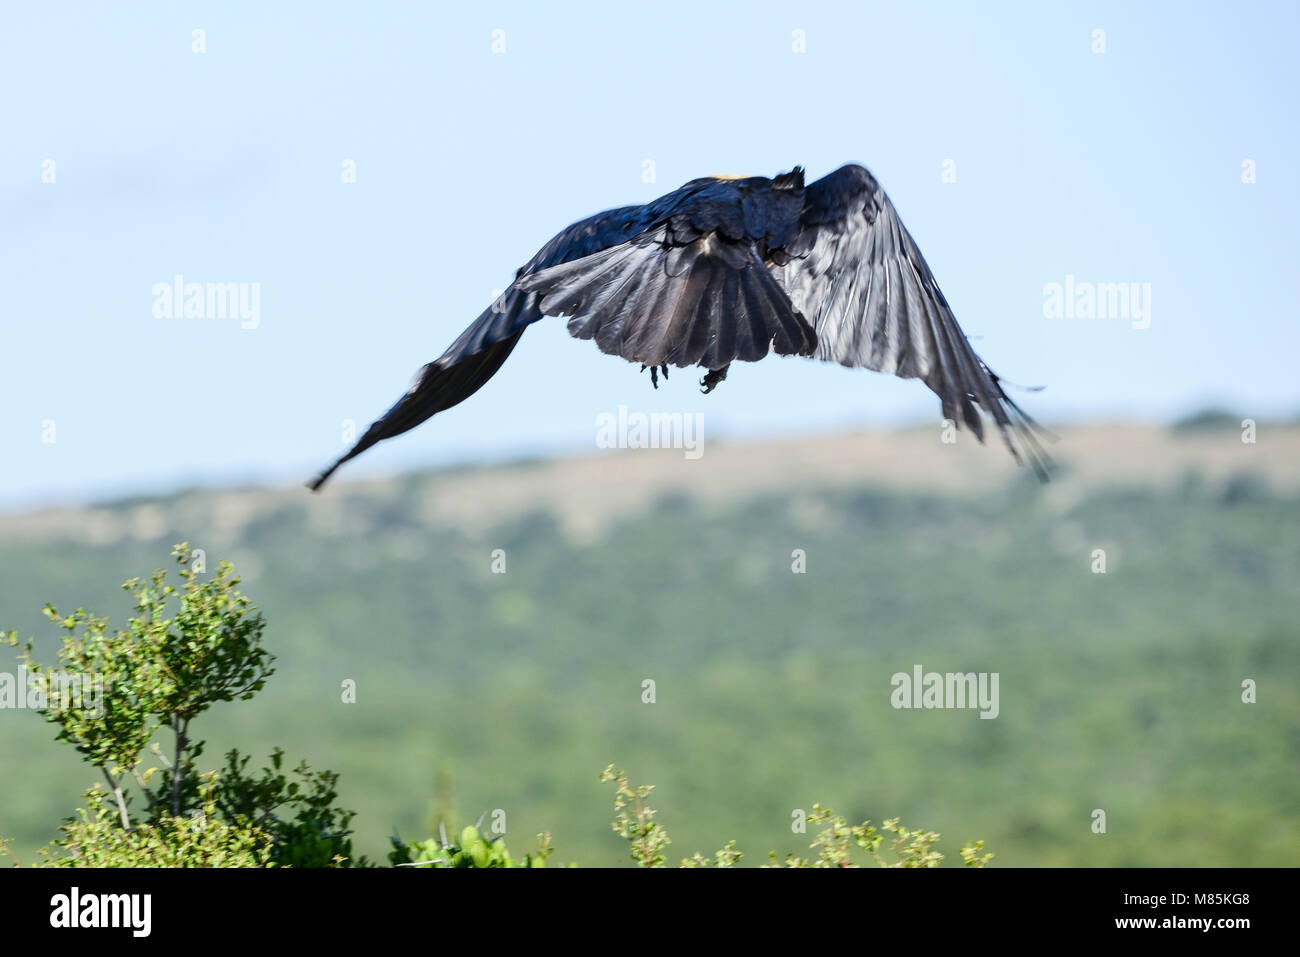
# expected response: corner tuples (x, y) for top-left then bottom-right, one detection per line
(307, 163), (1050, 491)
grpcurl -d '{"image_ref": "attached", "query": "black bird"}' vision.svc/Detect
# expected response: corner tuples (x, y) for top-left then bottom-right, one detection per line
(308, 164), (1049, 491)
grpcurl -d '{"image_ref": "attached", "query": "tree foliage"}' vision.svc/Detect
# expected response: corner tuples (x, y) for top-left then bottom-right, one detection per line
(2, 545), (358, 867)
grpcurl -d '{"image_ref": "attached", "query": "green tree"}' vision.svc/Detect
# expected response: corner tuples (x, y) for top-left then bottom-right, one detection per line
(2, 544), (359, 867)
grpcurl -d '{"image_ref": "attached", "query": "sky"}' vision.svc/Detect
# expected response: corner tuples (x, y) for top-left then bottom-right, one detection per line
(2, 1), (1298, 508)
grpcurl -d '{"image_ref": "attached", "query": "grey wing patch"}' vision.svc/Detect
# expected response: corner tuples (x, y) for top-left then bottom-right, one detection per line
(516, 226), (817, 370)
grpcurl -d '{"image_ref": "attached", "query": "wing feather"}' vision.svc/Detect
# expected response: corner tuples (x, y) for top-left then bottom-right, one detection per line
(517, 230), (816, 370)
(776, 164), (1052, 479)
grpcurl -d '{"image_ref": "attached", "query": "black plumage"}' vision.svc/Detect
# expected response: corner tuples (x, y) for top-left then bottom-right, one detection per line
(308, 164), (1049, 491)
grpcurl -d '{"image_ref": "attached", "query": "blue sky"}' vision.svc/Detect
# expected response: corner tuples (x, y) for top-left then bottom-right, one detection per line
(2, 1), (1297, 508)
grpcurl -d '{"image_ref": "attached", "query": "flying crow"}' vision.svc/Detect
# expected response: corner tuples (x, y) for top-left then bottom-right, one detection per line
(308, 164), (1049, 490)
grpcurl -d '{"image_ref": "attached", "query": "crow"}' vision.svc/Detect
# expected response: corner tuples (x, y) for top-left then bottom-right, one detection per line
(308, 164), (1050, 491)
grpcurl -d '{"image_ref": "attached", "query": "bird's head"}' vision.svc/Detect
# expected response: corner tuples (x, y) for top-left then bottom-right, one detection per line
(771, 166), (805, 190)
(708, 167), (804, 190)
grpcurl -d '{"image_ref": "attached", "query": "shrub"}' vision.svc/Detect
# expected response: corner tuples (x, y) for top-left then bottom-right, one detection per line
(389, 766), (991, 869)
(2, 544), (359, 867)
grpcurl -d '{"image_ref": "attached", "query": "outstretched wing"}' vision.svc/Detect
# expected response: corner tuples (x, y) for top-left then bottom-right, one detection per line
(775, 164), (1052, 479)
(307, 203), (659, 491)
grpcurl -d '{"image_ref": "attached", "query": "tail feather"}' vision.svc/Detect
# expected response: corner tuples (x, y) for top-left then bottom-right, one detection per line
(516, 230), (817, 368)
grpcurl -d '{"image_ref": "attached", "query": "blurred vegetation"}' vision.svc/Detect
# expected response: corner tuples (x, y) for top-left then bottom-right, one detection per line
(1, 461), (1297, 866)
(1171, 407), (1246, 432)
(0, 548), (986, 869)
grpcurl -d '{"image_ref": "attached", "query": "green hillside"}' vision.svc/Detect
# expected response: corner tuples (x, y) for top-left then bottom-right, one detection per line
(2, 425), (1297, 866)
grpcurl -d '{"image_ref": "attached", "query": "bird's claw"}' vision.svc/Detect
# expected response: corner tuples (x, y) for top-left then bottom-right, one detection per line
(641, 363), (669, 389)
(699, 366), (729, 394)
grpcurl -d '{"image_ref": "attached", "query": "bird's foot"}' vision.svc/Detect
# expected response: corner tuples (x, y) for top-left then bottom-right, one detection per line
(700, 365), (729, 394)
(641, 363), (669, 389)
